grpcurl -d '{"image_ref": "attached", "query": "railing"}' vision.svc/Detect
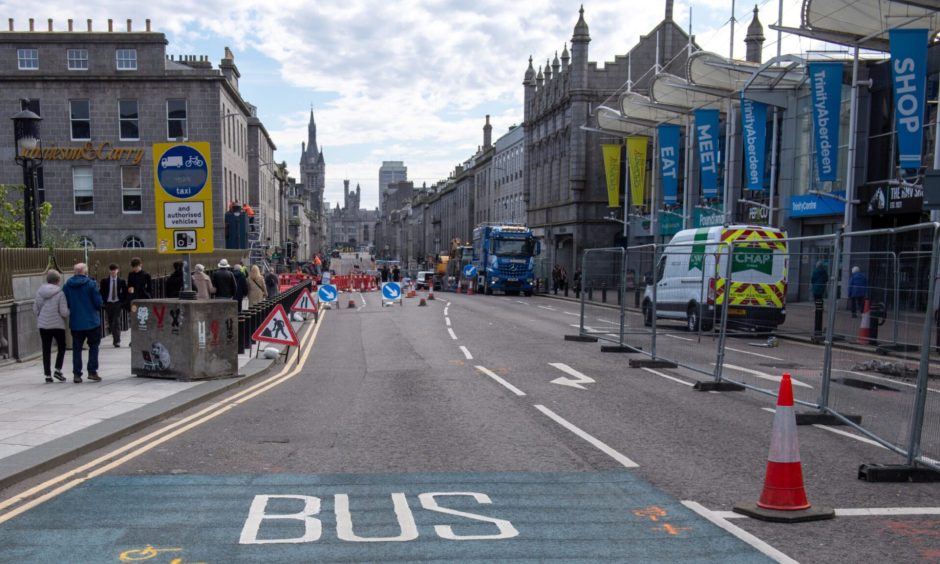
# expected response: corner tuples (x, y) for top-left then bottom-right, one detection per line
(236, 279), (314, 355)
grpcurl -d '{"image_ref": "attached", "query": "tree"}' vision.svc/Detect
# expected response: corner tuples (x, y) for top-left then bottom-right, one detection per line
(0, 184), (52, 248)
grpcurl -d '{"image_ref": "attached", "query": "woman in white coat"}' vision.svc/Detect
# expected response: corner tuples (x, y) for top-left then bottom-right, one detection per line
(33, 270), (70, 383)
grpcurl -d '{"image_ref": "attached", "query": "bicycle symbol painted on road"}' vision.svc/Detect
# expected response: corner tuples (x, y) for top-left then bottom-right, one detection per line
(118, 544), (206, 563)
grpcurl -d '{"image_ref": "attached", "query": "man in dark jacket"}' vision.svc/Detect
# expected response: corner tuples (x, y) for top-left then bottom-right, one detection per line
(232, 262), (248, 312)
(811, 260), (829, 338)
(63, 263), (103, 383)
(127, 257), (152, 303)
(264, 267), (279, 298)
(212, 259), (237, 300)
(99, 263), (128, 347)
(165, 260), (184, 299)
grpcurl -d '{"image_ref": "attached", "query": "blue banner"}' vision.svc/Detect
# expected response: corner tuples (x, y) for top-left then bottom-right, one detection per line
(790, 191), (846, 218)
(658, 124), (680, 205)
(890, 28), (929, 170)
(808, 62), (843, 182)
(740, 95), (767, 192)
(694, 109), (720, 198)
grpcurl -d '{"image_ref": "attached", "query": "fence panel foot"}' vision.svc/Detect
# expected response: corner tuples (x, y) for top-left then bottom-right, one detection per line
(564, 335), (598, 342)
(600, 345), (642, 353)
(795, 412), (862, 426)
(693, 381), (745, 392)
(629, 358), (678, 368)
(858, 464), (940, 483)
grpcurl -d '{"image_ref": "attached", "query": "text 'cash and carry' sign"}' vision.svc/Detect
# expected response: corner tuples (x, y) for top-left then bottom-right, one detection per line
(153, 142), (213, 253)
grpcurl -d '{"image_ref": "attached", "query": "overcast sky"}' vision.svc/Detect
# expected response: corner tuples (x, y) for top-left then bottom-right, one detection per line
(6, 0), (844, 209)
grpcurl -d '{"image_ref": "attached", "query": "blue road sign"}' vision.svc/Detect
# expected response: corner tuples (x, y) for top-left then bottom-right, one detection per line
(463, 264), (477, 279)
(318, 284), (338, 303)
(382, 282), (402, 300)
(0, 472), (775, 562)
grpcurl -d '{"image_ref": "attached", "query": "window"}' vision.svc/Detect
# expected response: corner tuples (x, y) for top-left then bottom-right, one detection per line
(167, 99), (187, 139)
(122, 235), (145, 248)
(78, 236), (95, 249)
(73, 167), (94, 213)
(116, 48), (137, 70)
(17, 48), (38, 70)
(70, 100), (91, 140)
(122, 166), (142, 213)
(67, 49), (88, 70)
(119, 100), (139, 140)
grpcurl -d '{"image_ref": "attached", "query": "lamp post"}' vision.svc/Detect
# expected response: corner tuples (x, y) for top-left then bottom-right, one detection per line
(12, 108), (43, 248)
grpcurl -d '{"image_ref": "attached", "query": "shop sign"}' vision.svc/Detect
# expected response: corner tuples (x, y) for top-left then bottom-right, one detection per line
(18, 142), (145, 164)
(789, 191), (846, 218)
(694, 205), (725, 228)
(860, 183), (923, 216)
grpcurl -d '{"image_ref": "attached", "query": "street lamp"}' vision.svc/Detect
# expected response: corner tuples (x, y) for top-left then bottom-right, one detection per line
(12, 107), (43, 248)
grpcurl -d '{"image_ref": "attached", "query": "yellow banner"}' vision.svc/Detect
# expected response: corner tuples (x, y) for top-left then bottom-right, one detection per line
(626, 136), (648, 207)
(601, 143), (622, 208)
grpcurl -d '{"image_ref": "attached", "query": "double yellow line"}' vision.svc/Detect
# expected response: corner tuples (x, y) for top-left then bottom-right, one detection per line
(0, 311), (326, 526)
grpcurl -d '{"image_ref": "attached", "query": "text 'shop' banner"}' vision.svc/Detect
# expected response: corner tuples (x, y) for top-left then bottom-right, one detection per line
(890, 28), (929, 171)
(740, 95), (768, 192)
(602, 143), (622, 208)
(626, 137), (649, 207)
(658, 124), (681, 206)
(808, 62), (843, 183)
(695, 109), (721, 199)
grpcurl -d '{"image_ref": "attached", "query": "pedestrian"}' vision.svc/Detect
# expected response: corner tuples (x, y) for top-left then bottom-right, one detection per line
(381, 265), (389, 282)
(560, 266), (569, 296)
(552, 264), (561, 295)
(99, 262), (128, 347)
(127, 257), (152, 303)
(62, 263), (103, 383)
(33, 270), (69, 383)
(848, 266), (868, 318)
(247, 264), (268, 307)
(212, 259), (237, 300)
(192, 264), (215, 300)
(232, 262), (248, 312)
(573, 269), (583, 298)
(392, 265), (401, 282)
(165, 260), (184, 299)
(811, 260), (828, 338)
(264, 266), (279, 298)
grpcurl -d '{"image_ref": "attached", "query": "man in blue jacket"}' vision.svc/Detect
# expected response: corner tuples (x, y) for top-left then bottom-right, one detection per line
(848, 266), (868, 318)
(63, 263), (103, 383)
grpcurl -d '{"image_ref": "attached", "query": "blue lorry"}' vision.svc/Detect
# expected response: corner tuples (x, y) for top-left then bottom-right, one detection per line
(471, 224), (539, 296)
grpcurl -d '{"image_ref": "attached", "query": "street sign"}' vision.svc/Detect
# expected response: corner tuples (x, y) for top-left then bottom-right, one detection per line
(291, 288), (318, 313)
(251, 304), (298, 346)
(463, 264), (477, 279)
(153, 142), (214, 253)
(318, 284), (338, 303)
(382, 282), (402, 301)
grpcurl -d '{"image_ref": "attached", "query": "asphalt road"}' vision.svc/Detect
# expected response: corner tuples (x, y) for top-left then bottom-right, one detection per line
(1, 289), (938, 562)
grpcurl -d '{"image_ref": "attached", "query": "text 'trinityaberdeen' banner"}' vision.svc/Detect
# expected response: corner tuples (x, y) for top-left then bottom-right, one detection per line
(808, 62), (843, 183)
(740, 95), (768, 192)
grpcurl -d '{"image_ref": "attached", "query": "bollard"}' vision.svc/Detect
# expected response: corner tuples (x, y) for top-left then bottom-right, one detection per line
(588, 287), (593, 301)
(601, 281), (607, 303)
(870, 302), (886, 346)
(813, 298), (824, 341)
(237, 314), (247, 354)
(635, 286), (642, 307)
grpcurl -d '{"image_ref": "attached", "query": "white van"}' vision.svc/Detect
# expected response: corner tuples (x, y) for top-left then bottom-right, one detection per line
(642, 225), (788, 332)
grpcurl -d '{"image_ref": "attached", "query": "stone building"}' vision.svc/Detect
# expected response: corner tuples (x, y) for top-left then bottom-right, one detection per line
(0, 18), (276, 250)
(522, 4), (694, 273)
(297, 111), (327, 254)
(378, 160), (407, 214)
(492, 124), (525, 224)
(327, 179), (379, 251)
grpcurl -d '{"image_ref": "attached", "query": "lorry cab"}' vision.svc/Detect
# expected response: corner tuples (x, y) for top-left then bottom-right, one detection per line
(642, 225), (788, 332)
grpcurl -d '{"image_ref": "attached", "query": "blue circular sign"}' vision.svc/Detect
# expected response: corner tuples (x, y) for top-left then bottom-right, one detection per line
(382, 282), (401, 300)
(156, 145), (208, 199)
(463, 264), (478, 279)
(318, 284), (338, 303)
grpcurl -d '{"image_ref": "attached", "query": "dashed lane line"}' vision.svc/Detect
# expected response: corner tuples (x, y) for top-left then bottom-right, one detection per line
(723, 363), (814, 389)
(534, 405), (639, 469)
(666, 334), (694, 342)
(682, 501), (798, 564)
(641, 367), (695, 387)
(459, 346), (473, 360)
(724, 346), (784, 361)
(474, 366), (526, 397)
(445, 317), (451, 326)
(447, 328), (458, 340)
(761, 407), (888, 450)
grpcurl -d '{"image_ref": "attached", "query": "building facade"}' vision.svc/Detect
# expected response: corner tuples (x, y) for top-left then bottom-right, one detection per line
(297, 111), (326, 255)
(0, 19), (278, 250)
(327, 179), (379, 251)
(492, 124), (525, 224)
(378, 160), (407, 214)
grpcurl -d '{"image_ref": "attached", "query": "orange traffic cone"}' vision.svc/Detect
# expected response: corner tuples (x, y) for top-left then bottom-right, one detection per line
(857, 299), (871, 344)
(428, 287), (435, 300)
(419, 297), (427, 306)
(733, 374), (834, 522)
(468, 284), (475, 295)
(347, 298), (356, 309)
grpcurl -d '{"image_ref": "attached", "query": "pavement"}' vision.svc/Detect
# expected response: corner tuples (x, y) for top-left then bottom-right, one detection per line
(0, 319), (303, 490)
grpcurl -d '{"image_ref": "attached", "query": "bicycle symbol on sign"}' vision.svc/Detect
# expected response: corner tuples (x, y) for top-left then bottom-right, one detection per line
(184, 155), (204, 168)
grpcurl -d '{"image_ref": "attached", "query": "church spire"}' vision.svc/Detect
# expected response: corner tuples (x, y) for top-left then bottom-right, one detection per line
(307, 109), (318, 157)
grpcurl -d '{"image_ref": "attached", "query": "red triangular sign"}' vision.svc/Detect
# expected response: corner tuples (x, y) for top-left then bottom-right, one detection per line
(251, 304), (299, 346)
(291, 288), (318, 313)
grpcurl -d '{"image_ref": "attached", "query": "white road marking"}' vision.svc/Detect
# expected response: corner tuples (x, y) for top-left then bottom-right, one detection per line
(641, 368), (694, 387)
(570, 324), (603, 334)
(833, 369), (940, 394)
(681, 501), (798, 564)
(719, 507), (940, 518)
(596, 318), (619, 325)
(475, 366), (526, 396)
(538, 305), (555, 311)
(563, 311), (580, 317)
(445, 317), (451, 327)
(761, 408), (889, 450)
(447, 328), (458, 340)
(534, 405), (639, 468)
(725, 346), (784, 361)
(516, 300), (528, 305)
(666, 334), (694, 342)
(548, 363), (596, 390)
(459, 346), (473, 360)
(723, 363), (814, 389)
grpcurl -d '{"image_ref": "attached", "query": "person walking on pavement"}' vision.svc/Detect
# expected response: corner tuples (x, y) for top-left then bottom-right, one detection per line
(248, 265), (268, 307)
(62, 263), (103, 383)
(33, 270), (69, 383)
(392, 265), (401, 283)
(99, 263), (128, 347)
(848, 266), (868, 318)
(192, 264), (215, 300)
(573, 269), (583, 299)
(127, 257), (152, 303)
(560, 266), (569, 296)
(165, 260), (184, 299)
(232, 262), (248, 312)
(212, 259), (237, 300)
(811, 260), (829, 338)
(264, 266), (279, 298)
(552, 264), (561, 295)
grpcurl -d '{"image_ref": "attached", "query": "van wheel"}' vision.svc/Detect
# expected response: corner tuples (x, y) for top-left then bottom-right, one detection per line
(643, 300), (653, 327)
(686, 305), (701, 332)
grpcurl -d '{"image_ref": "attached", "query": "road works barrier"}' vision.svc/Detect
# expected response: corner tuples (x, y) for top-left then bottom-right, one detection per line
(570, 222), (940, 480)
(238, 280), (313, 355)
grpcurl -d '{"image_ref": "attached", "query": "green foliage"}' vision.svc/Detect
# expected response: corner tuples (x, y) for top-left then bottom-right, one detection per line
(0, 184), (54, 248)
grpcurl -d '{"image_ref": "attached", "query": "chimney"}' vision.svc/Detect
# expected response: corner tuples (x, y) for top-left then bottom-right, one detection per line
(68, 19), (73, 32)
(665, 0), (674, 21)
(87, 19), (92, 32)
(48, 19), (53, 32)
(483, 115), (493, 149)
(8, 19), (12, 32)
(108, 19), (113, 32)
(146, 19), (151, 32)
(127, 19), (132, 32)
(29, 18), (34, 32)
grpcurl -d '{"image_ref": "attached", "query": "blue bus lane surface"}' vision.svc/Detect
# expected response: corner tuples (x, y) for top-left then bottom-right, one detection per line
(0, 471), (774, 562)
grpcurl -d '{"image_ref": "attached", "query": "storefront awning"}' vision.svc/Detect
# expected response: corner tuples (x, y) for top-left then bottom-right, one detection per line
(595, 106), (655, 134)
(650, 72), (727, 111)
(687, 51), (805, 92)
(619, 91), (687, 124)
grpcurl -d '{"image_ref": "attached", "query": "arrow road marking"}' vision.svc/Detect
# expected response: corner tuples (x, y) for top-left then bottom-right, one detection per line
(549, 362), (596, 390)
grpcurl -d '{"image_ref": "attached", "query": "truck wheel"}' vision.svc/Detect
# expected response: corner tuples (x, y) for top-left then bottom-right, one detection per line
(524, 290), (533, 297)
(643, 300), (653, 327)
(485, 285), (493, 295)
(686, 304), (701, 332)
